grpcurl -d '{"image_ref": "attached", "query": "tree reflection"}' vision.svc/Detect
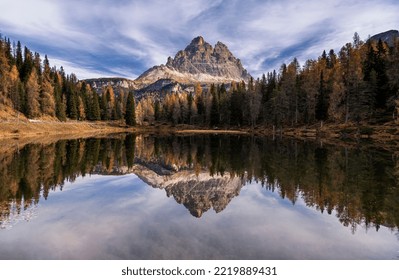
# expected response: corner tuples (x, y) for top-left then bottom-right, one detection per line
(1, 134), (399, 232)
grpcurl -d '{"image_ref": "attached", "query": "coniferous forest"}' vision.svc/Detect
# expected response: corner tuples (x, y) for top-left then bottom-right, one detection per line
(1, 33), (399, 129)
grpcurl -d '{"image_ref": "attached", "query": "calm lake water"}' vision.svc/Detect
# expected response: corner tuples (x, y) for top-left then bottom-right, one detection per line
(0, 134), (398, 259)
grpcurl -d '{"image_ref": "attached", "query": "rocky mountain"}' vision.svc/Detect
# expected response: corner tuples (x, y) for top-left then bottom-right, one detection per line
(84, 77), (137, 94)
(369, 29), (399, 47)
(135, 36), (251, 89)
(84, 36), (251, 98)
(132, 163), (245, 218)
(93, 158), (245, 218)
(83, 36), (250, 96)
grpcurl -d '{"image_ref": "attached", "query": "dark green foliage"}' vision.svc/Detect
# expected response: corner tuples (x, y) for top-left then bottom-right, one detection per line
(100, 92), (108, 120)
(316, 71), (328, 121)
(66, 85), (78, 119)
(90, 90), (101, 121)
(15, 41), (23, 73)
(154, 100), (161, 121)
(125, 92), (136, 126)
(210, 84), (219, 126)
(230, 87), (244, 126)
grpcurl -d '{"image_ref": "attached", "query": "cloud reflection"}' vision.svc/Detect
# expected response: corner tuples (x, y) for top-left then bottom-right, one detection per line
(0, 174), (397, 260)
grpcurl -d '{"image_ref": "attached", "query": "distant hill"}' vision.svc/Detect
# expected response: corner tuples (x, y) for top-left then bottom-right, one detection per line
(83, 77), (137, 94)
(369, 29), (399, 47)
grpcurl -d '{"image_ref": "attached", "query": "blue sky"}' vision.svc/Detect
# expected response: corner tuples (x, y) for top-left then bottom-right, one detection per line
(1, 0), (399, 79)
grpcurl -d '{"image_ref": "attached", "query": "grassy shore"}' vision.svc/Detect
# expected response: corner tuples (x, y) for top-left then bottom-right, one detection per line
(0, 119), (130, 139)
(1, 113), (399, 145)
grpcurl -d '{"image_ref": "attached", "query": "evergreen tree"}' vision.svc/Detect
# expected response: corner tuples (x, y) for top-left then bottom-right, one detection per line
(230, 87), (243, 126)
(90, 90), (101, 121)
(40, 55), (56, 116)
(100, 91), (108, 120)
(375, 39), (389, 109)
(66, 80), (78, 119)
(125, 91), (136, 126)
(15, 41), (23, 73)
(54, 73), (66, 121)
(210, 84), (219, 126)
(316, 71), (328, 121)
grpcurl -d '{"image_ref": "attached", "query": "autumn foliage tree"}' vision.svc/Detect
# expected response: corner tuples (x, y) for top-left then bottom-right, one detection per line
(1, 32), (399, 128)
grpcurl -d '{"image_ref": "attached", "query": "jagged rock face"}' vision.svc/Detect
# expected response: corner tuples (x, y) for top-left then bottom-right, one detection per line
(84, 77), (137, 93)
(135, 36), (251, 88)
(163, 173), (244, 218)
(93, 158), (245, 218)
(369, 30), (399, 47)
(132, 163), (245, 218)
(166, 37), (245, 77)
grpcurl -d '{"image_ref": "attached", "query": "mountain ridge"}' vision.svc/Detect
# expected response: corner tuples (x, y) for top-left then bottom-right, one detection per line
(84, 30), (398, 95)
(134, 36), (251, 88)
(369, 29), (399, 47)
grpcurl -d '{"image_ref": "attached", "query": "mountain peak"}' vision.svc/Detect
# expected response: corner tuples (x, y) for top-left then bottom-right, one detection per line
(136, 36), (251, 87)
(183, 35), (213, 56)
(190, 36), (205, 45)
(369, 29), (399, 47)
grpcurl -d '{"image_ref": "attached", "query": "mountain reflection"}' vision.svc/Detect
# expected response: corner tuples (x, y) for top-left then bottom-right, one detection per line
(1, 134), (399, 232)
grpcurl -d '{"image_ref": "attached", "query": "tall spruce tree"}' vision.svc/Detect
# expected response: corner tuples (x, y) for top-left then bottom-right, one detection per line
(90, 90), (101, 121)
(316, 71), (328, 121)
(125, 91), (136, 126)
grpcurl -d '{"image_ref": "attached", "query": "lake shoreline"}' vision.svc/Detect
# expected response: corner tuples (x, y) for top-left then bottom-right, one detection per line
(1, 119), (399, 144)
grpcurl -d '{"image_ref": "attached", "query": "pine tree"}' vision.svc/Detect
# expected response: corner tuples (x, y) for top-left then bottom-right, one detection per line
(316, 71), (328, 121)
(26, 69), (41, 118)
(100, 91), (108, 120)
(248, 81), (262, 128)
(210, 84), (219, 127)
(125, 91), (136, 126)
(15, 41), (23, 73)
(105, 85), (115, 119)
(218, 84), (229, 125)
(154, 99), (161, 121)
(328, 62), (346, 122)
(375, 39), (389, 109)
(230, 87), (243, 126)
(21, 47), (34, 83)
(172, 94), (181, 124)
(90, 90), (101, 121)
(40, 55), (56, 116)
(179, 94), (189, 124)
(66, 85), (78, 119)
(54, 72), (66, 121)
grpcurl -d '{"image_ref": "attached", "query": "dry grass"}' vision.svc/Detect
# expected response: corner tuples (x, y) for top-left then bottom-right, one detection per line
(0, 120), (130, 139)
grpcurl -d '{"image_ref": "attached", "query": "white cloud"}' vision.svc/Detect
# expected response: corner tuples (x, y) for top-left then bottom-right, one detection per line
(1, 0), (399, 79)
(50, 58), (111, 80)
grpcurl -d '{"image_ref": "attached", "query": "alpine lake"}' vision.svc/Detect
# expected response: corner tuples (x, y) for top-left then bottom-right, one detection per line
(0, 133), (398, 260)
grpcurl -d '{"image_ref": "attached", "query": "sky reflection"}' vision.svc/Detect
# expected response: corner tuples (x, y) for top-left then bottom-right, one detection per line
(0, 174), (398, 260)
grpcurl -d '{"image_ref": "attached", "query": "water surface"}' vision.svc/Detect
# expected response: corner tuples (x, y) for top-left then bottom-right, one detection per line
(0, 134), (398, 259)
